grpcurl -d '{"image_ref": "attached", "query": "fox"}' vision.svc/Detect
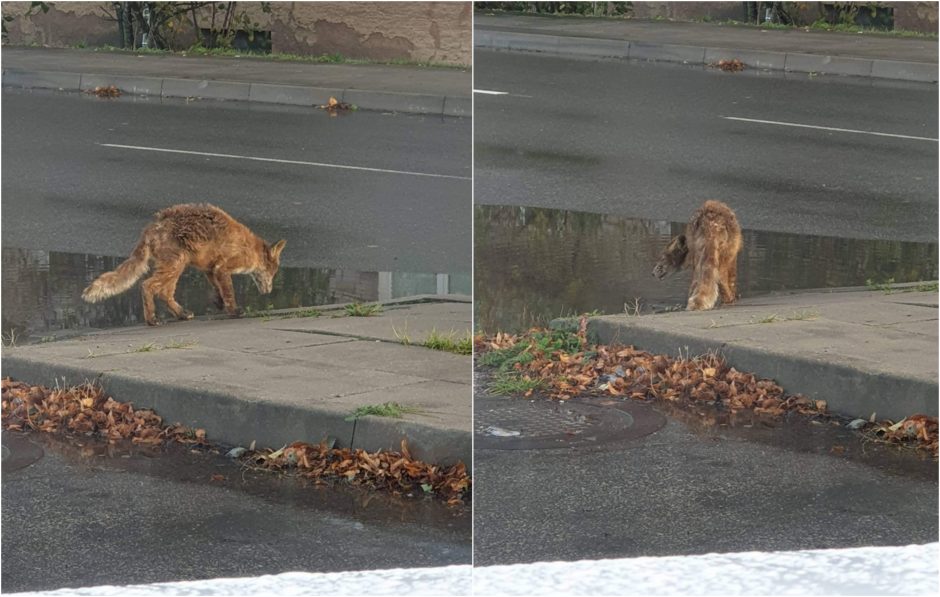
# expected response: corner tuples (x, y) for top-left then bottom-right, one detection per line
(652, 200), (742, 311)
(82, 203), (286, 326)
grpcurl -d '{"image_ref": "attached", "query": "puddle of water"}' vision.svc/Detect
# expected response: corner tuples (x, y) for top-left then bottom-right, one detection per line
(3, 430), (470, 528)
(475, 205), (938, 332)
(651, 400), (938, 481)
(1, 247), (470, 343)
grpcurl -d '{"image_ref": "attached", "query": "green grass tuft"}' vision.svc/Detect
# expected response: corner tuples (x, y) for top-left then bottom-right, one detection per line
(346, 402), (423, 421)
(345, 303), (383, 317)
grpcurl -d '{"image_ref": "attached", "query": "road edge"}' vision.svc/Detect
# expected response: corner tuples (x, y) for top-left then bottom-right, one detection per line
(474, 29), (939, 83)
(1, 355), (472, 469)
(1, 68), (473, 117)
(577, 315), (938, 420)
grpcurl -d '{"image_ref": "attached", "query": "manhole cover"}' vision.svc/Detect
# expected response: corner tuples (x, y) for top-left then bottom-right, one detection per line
(2, 432), (45, 473)
(475, 396), (665, 450)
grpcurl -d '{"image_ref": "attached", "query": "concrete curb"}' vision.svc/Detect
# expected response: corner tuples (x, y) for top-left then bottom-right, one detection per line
(2, 354), (472, 469)
(475, 29), (938, 83)
(1, 68), (473, 117)
(580, 317), (938, 420)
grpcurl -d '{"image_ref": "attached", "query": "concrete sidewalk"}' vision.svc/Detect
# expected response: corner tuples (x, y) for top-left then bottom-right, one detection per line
(584, 286), (938, 420)
(1, 299), (472, 466)
(475, 13), (938, 82)
(1, 46), (471, 116)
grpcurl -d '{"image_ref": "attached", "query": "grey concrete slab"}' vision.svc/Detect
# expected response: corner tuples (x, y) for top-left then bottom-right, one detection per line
(247, 82), (319, 106)
(443, 95), (472, 117)
(555, 36), (630, 59)
(341, 89), (445, 115)
(871, 59), (939, 82)
(160, 77), (251, 101)
(785, 52), (874, 77)
(3, 69), (80, 90)
(79, 73), (164, 96)
(271, 302), (471, 343)
(275, 340), (468, 385)
(629, 41), (707, 64)
(1, 301), (472, 465)
(582, 289), (938, 420)
(503, 31), (561, 53)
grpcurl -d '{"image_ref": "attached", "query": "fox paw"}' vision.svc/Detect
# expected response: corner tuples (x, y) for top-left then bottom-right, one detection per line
(226, 308), (243, 319)
(178, 310), (195, 321)
(146, 319), (163, 327)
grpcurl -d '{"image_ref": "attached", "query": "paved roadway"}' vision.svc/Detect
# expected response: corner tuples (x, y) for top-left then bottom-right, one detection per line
(1, 432), (470, 592)
(1, 88), (471, 274)
(474, 50), (938, 242)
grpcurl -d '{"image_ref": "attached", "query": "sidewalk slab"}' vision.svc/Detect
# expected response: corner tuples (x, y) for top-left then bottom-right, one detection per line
(475, 14), (938, 82)
(582, 288), (938, 420)
(1, 301), (472, 467)
(1, 47), (472, 116)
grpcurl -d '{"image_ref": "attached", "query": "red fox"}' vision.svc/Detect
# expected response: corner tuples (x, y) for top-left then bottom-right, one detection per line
(82, 203), (286, 326)
(652, 200), (742, 311)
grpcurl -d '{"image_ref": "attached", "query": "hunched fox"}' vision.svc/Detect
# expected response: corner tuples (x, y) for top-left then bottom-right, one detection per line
(652, 200), (743, 311)
(82, 203), (286, 326)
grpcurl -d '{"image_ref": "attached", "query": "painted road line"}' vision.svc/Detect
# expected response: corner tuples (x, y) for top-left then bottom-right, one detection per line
(473, 89), (509, 95)
(722, 116), (938, 142)
(98, 144), (472, 181)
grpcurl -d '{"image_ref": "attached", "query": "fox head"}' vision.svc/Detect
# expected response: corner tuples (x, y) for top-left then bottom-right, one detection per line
(251, 239), (287, 295)
(652, 235), (688, 279)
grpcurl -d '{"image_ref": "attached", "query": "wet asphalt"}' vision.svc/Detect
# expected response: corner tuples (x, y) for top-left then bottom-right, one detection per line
(472, 383), (938, 566)
(1, 88), (471, 274)
(474, 50), (938, 243)
(1, 432), (471, 592)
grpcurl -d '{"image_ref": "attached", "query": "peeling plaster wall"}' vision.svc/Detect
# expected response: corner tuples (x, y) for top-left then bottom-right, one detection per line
(892, 1), (939, 33)
(1, 2), (472, 66)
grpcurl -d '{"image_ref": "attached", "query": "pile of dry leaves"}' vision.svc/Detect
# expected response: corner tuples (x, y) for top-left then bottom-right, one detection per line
(87, 85), (122, 98)
(868, 415), (938, 456)
(1, 378), (471, 503)
(712, 58), (746, 72)
(249, 440), (470, 505)
(1, 378), (204, 445)
(320, 96), (353, 116)
(479, 321), (938, 457)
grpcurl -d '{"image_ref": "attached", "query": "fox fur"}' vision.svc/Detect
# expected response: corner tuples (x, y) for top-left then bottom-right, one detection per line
(652, 200), (742, 311)
(82, 203), (286, 326)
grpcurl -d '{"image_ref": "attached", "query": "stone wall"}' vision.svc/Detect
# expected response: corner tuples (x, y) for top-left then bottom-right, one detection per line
(1, 1), (472, 65)
(892, 1), (939, 33)
(627, 1), (938, 32)
(628, 2), (746, 21)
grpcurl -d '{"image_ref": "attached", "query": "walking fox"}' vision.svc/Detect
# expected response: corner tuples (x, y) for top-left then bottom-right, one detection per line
(652, 200), (742, 311)
(82, 203), (286, 326)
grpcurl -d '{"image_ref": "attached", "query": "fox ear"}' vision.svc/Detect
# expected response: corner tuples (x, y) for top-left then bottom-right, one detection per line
(270, 239), (286, 259)
(676, 235), (687, 249)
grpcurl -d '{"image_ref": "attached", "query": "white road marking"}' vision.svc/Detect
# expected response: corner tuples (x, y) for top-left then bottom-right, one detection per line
(473, 89), (509, 95)
(98, 143), (471, 180)
(721, 116), (938, 142)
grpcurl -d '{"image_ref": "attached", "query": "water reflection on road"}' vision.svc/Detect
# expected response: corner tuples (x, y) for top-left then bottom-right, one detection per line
(475, 205), (938, 332)
(1, 248), (470, 342)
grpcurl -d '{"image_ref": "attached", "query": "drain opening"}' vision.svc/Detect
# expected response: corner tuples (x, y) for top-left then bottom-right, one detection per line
(475, 396), (664, 450)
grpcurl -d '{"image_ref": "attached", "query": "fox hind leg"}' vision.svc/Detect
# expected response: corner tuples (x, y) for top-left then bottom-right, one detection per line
(141, 254), (190, 325)
(687, 250), (720, 311)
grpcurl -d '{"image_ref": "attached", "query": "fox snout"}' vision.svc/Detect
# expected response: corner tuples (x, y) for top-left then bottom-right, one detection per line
(251, 272), (275, 295)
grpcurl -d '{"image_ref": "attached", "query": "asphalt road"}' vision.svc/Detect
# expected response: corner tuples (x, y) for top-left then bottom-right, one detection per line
(474, 50), (938, 243)
(1, 88), (471, 274)
(1, 431), (470, 592)
(473, 386), (938, 566)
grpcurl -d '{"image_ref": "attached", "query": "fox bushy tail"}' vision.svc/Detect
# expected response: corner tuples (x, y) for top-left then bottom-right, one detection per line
(82, 237), (151, 303)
